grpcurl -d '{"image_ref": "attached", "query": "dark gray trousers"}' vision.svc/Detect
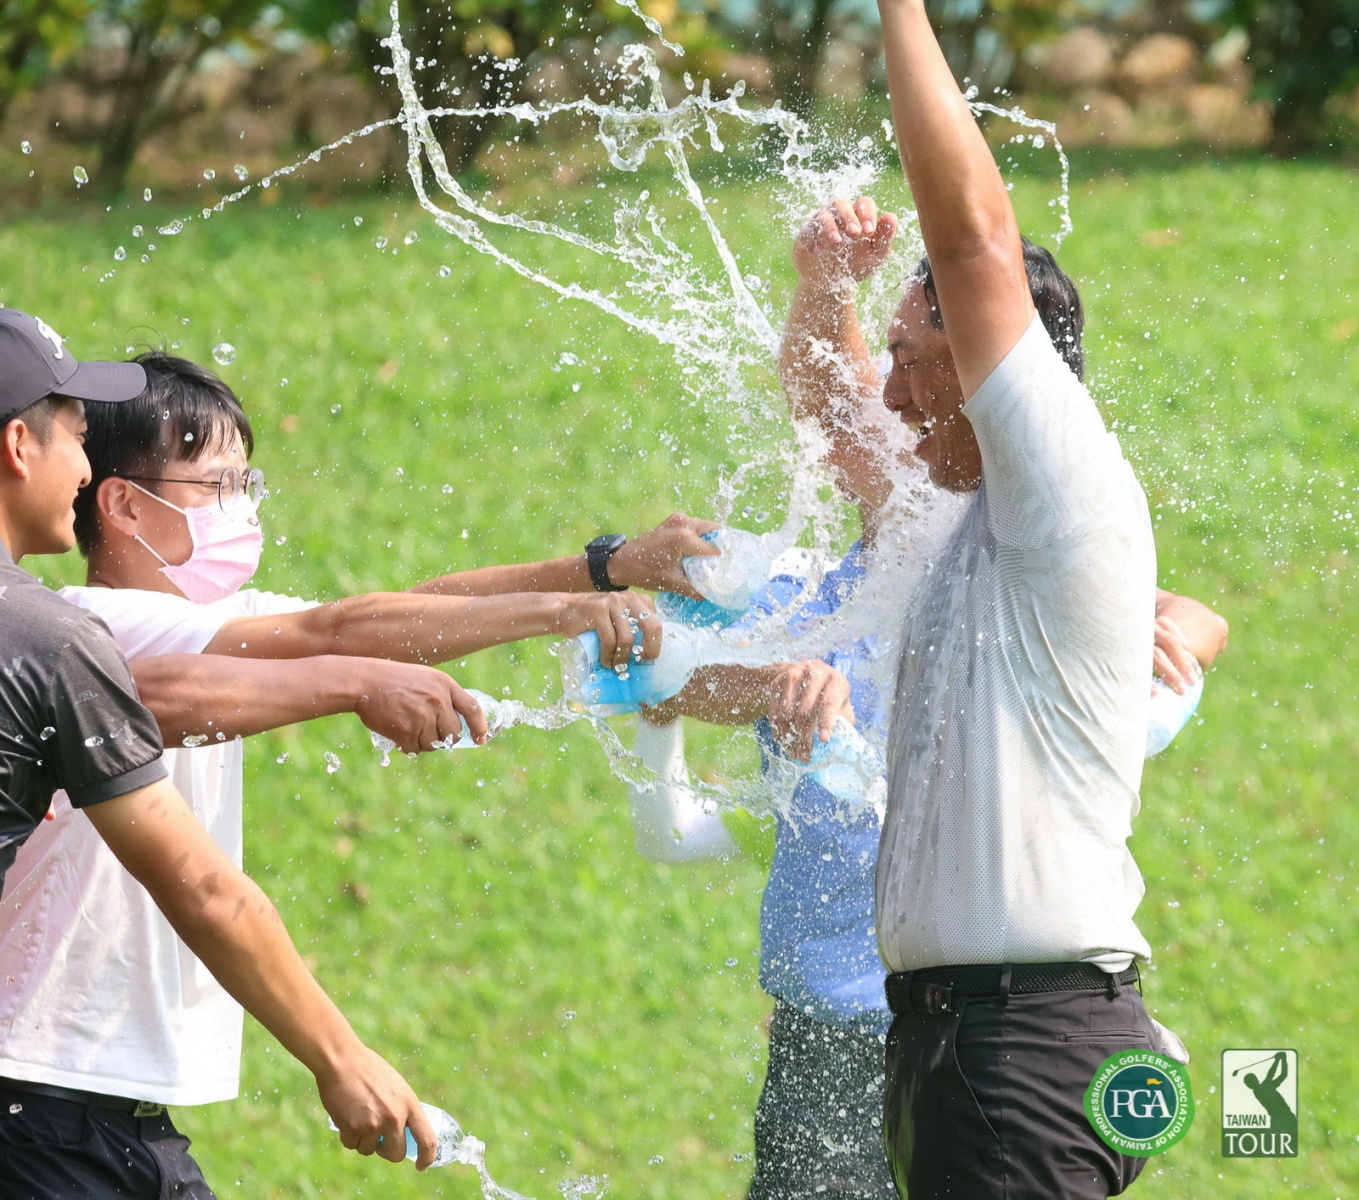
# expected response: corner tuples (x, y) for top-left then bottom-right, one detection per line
(0, 1085), (216, 1200)
(883, 983), (1160, 1199)
(746, 1002), (898, 1200)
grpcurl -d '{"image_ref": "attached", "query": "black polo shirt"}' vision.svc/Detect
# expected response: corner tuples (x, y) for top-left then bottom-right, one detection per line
(0, 544), (166, 887)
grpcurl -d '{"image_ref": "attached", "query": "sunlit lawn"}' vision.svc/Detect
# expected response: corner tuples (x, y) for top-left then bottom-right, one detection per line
(2, 147), (1357, 1197)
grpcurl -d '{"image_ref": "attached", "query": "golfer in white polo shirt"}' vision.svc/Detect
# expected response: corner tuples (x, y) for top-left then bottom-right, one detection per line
(869, 2), (1182, 1196)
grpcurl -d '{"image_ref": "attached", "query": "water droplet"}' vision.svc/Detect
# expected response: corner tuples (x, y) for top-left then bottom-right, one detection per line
(203, 168), (216, 181)
(442, 484), (453, 494)
(157, 220), (183, 236)
(234, 164), (248, 180)
(212, 342), (236, 366)
(564, 1010), (577, 1019)
(726, 957), (738, 966)
(215, 730), (226, 741)
(274, 535), (287, 545)
(83, 736), (103, 747)
(559, 351), (579, 366)
(39, 726), (54, 740)
(648, 1156), (664, 1165)
(353, 216), (363, 226)
(260, 177), (271, 189)
(403, 231), (418, 245)
(276, 751), (290, 763)
(143, 187), (152, 201)
(438, 265), (451, 277)
(461, 528), (469, 539)
(330, 403), (341, 414)
(20, 140), (31, 154)
(140, 254), (149, 263)
(132, 225), (143, 238)
(375, 236), (388, 249)
(325, 751), (342, 774)
(113, 246), (126, 261)
(73, 166), (88, 185)
(182, 734), (209, 747)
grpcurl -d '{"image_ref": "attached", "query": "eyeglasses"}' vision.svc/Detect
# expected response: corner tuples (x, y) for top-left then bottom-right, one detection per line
(123, 467), (266, 513)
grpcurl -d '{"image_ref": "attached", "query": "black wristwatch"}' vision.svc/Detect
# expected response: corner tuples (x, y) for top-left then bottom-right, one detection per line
(585, 533), (628, 592)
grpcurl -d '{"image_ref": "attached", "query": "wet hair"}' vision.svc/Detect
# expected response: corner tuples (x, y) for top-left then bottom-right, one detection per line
(914, 237), (1085, 380)
(73, 352), (254, 556)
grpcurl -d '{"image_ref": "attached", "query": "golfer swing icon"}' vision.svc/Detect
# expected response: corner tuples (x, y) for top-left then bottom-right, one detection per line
(1222, 1049), (1298, 1157)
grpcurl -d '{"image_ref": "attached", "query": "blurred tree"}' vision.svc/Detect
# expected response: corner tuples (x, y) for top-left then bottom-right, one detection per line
(0, 0), (86, 126)
(1230, 0), (1359, 152)
(82, 0), (263, 196)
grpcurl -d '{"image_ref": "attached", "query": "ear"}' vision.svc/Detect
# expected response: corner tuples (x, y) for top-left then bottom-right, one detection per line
(98, 476), (150, 539)
(0, 419), (38, 481)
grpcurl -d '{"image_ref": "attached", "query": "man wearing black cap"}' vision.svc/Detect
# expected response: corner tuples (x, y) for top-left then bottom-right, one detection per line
(0, 310), (442, 1195)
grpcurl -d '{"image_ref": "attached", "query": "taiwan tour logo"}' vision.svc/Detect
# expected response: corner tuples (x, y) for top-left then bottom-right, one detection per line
(1222, 1050), (1298, 1157)
(1085, 1049), (1195, 1157)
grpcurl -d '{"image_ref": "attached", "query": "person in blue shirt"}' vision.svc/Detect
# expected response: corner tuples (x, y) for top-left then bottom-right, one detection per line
(641, 196), (1228, 1200)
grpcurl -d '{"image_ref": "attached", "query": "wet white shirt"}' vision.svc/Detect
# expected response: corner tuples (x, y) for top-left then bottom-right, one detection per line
(0, 586), (315, 1105)
(878, 316), (1156, 974)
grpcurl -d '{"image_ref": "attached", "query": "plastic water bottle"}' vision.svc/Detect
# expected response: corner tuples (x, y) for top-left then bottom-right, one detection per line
(1145, 670), (1204, 757)
(560, 621), (709, 715)
(807, 718), (885, 803)
(326, 1101), (466, 1167)
(655, 528), (780, 629)
(433, 688), (515, 749)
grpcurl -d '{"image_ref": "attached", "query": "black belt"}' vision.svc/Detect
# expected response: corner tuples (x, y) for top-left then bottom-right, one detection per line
(885, 962), (1141, 1017)
(0, 1075), (164, 1117)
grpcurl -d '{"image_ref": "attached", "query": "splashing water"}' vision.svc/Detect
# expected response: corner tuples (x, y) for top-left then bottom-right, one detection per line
(111, 14), (1074, 1193)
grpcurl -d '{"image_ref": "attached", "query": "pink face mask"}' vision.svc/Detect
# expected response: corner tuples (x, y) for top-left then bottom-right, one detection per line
(128, 481), (264, 603)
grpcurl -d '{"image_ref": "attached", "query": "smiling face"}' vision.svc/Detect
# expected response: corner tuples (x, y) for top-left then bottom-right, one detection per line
(882, 282), (982, 494)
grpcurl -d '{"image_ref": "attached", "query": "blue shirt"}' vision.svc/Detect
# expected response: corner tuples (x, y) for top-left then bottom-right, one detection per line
(738, 543), (891, 1033)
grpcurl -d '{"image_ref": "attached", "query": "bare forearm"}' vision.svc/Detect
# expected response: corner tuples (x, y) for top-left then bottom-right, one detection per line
(879, 0), (1011, 266)
(210, 592), (569, 664)
(780, 282), (877, 425)
(646, 664), (781, 727)
(132, 654), (379, 743)
(409, 556), (592, 596)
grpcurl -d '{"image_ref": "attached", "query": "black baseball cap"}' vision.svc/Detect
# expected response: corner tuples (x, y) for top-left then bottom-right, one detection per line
(0, 308), (146, 424)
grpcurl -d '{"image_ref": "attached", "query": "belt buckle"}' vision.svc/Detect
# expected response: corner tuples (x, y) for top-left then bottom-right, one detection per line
(921, 983), (953, 1016)
(133, 1102), (165, 1118)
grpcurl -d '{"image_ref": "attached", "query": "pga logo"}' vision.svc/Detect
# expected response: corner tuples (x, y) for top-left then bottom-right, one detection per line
(1085, 1050), (1195, 1158)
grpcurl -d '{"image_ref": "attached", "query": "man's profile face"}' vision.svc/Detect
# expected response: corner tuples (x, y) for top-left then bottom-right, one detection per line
(21, 398), (91, 557)
(882, 283), (982, 494)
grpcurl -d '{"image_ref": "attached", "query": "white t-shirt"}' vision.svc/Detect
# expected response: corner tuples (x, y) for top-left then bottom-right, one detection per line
(878, 316), (1157, 974)
(0, 586), (315, 1105)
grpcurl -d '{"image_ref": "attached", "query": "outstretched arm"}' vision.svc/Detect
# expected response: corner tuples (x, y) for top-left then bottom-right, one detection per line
(407, 513), (718, 598)
(132, 653), (489, 752)
(203, 587), (661, 674)
(878, 0), (1033, 394)
(86, 779), (438, 1169)
(781, 198), (903, 524)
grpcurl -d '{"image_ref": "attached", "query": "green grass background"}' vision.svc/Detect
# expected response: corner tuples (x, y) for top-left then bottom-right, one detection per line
(2, 147), (1357, 1198)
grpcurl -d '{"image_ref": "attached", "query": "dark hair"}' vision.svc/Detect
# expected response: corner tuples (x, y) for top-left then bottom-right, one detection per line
(6, 395), (65, 444)
(915, 237), (1085, 380)
(73, 352), (254, 556)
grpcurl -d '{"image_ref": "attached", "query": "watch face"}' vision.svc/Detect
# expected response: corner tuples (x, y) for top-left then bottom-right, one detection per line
(588, 534), (626, 553)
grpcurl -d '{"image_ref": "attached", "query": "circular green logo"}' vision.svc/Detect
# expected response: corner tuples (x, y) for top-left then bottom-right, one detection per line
(1085, 1050), (1194, 1157)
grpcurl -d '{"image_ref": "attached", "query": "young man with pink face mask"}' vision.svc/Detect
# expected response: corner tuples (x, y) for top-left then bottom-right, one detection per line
(0, 351), (840, 1195)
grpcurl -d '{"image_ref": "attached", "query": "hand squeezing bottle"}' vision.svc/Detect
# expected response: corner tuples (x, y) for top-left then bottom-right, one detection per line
(655, 528), (781, 629)
(560, 620), (714, 715)
(370, 688), (518, 763)
(327, 1101), (467, 1167)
